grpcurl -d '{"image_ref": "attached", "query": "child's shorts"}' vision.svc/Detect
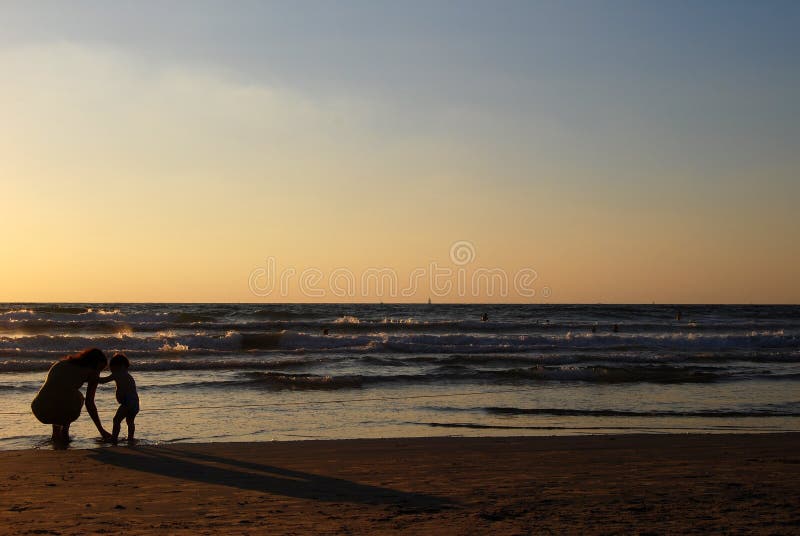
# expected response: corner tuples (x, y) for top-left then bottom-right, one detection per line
(122, 395), (140, 417)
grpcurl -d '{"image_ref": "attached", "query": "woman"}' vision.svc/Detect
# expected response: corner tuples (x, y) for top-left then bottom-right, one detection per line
(31, 348), (112, 443)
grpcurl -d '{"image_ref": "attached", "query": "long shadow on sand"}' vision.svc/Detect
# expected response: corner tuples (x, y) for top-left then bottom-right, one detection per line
(89, 446), (453, 510)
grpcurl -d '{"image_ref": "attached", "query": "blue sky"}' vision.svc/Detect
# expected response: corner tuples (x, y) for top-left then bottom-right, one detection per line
(6, 1), (796, 175)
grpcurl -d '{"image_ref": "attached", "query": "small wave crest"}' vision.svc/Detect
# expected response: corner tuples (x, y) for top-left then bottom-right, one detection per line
(482, 407), (800, 418)
(242, 372), (363, 390)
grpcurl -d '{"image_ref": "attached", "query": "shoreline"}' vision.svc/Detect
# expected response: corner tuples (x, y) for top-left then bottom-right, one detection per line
(4, 429), (800, 453)
(3, 426), (799, 453)
(2, 433), (799, 534)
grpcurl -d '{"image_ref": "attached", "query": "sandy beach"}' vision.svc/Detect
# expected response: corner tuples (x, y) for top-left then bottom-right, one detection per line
(1, 434), (798, 535)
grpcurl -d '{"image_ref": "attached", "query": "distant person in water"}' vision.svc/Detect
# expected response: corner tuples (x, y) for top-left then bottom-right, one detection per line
(612, 324), (619, 333)
(676, 310), (682, 321)
(99, 353), (139, 443)
(323, 328), (329, 336)
(481, 312), (489, 322)
(31, 348), (111, 443)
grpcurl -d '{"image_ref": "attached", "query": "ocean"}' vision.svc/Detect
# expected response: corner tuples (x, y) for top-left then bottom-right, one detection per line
(1, 303), (798, 449)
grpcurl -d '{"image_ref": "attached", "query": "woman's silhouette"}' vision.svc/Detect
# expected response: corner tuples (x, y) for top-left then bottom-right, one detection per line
(31, 348), (111, 443)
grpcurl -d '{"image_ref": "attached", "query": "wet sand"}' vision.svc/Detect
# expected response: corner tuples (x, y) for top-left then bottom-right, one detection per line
(1, 434), (799, 535)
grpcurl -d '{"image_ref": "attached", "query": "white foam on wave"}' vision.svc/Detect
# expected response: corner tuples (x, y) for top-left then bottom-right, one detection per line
(333, 315), (360, 324)
(0, 309), (34, 316)
(159, 341), (190, 352)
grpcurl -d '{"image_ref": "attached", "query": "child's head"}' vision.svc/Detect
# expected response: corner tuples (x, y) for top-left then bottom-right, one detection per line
(110, 353), (130, 371)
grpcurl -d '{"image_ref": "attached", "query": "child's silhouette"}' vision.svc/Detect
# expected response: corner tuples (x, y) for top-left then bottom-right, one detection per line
(99, 353), (139, 443)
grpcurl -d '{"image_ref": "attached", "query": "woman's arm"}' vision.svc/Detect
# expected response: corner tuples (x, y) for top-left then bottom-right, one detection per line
(98, 374), (115, 384)
(85, 376), (111, 439)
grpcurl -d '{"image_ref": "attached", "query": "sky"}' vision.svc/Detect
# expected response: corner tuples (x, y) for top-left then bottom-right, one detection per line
(1, 1), (798, 303)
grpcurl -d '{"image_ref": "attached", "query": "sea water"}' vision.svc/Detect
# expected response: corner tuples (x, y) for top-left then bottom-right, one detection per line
(1, 303), (798, 449)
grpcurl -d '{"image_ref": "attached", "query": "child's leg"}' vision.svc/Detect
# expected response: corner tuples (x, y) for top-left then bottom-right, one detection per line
(112, 406), (128, 442)
(61, 423), (70, 442)
(126, 415), (136, 441)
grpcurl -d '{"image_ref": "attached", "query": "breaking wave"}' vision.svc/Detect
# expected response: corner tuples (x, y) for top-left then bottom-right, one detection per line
(1, 330), (797, 358)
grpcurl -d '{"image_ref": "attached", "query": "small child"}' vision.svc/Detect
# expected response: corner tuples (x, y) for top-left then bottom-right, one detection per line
(99, 353), (139, 443)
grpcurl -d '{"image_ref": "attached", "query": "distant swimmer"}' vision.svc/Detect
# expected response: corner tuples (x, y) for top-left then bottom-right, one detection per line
(612, 323), (619, 333)
(591, 324), (597, 333)
(676, 310), (682, 321)
(323, 328), (329, 336)
(481, 312), (489, 322)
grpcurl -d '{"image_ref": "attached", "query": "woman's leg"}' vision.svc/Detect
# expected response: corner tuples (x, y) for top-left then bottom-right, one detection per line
(51, 424), (70, 443)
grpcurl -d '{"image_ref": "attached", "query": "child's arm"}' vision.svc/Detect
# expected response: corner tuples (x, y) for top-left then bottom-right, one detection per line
(98, 374), (115, 384)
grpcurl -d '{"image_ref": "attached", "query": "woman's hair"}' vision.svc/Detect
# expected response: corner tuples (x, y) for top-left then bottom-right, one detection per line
(64, 348), (107, 369)
(110, 353), (130, 369)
